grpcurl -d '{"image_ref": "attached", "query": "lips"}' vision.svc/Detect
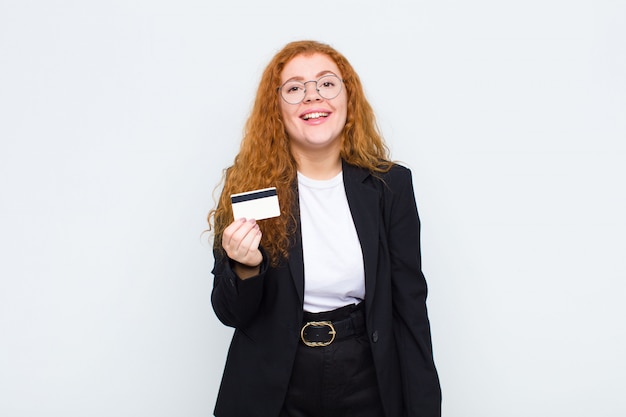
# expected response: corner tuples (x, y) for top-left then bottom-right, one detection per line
(301, 111), (330, 120)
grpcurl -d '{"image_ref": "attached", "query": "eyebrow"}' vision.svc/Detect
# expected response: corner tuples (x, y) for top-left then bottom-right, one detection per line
(283, 70), (337, 83)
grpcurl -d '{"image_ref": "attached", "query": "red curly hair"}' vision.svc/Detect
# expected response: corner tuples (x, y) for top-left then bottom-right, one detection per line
(208, 40), (392, 266)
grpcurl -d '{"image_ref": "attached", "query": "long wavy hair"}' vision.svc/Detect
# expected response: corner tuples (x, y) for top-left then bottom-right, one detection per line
(208, 40), (392, 266)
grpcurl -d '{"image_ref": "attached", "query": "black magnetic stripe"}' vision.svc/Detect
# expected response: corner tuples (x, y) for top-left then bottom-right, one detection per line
(231, 188), (277, 204)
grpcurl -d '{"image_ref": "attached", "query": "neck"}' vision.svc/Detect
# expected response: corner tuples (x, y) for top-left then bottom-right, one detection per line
(292, 147), (342, 180)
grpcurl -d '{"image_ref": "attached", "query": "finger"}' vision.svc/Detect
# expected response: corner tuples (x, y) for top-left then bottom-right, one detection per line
(223, 219), (259, 261)
(229, 219), (257, 247)
(238, 222), (261, 252)
(250, 227), (262, 249)
(222, 218), (251, 249)
(234, 227), (262, 266)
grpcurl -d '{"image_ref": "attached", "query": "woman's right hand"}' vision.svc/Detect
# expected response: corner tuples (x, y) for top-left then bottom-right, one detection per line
(222, 218), (263, 279)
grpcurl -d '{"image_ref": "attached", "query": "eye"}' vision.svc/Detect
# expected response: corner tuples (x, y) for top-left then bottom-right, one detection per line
(282, 83), (305, 95)
(318, 74), (340, 90)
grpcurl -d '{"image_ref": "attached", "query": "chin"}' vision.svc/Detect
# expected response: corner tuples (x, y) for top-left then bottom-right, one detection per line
(307, 136), (339, 147)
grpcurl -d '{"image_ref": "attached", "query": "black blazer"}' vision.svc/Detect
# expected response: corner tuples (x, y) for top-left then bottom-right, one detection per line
(211, 162), (441, 417)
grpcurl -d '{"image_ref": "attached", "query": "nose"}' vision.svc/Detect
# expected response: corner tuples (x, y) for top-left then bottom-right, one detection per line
(302, 80), (322, 103)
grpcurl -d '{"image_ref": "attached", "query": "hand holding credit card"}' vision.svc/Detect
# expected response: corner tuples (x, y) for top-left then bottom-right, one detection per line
(231, 187), (281, 221)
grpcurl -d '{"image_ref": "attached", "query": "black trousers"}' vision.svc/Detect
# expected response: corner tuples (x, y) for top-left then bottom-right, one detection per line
(279, 303), (386, 417)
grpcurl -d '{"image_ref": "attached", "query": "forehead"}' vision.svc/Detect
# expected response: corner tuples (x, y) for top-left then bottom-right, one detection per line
(281, 53), (342, 81)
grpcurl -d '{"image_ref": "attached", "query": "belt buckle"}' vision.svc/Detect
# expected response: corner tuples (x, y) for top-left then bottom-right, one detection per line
(300, 321), (337, 347)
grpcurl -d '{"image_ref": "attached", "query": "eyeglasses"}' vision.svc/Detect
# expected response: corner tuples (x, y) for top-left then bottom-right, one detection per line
(278, 74), (343, 105)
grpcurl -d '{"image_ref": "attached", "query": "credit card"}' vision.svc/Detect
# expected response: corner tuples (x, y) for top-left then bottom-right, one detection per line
(230, 187), (280, 221)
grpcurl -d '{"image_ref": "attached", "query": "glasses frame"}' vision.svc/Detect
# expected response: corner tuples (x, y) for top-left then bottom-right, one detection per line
(277, 73), (344, 105)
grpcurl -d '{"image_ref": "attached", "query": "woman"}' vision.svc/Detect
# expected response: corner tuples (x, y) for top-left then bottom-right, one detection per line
(208, 40), (441, 417)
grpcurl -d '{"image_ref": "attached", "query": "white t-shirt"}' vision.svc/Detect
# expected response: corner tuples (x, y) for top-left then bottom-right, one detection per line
(297, 171), (365, 313)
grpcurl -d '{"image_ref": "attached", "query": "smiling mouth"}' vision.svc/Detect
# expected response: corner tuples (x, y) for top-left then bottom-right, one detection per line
(301, 112), (329, 120)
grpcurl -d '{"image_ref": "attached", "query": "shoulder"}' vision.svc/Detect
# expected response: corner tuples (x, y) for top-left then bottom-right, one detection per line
(342, 161), (414, 195)
(378, 163), (412, 182)
(370, 163), (414, 196)
(343, 162), (415, 206)
(343, 160), (412, 184)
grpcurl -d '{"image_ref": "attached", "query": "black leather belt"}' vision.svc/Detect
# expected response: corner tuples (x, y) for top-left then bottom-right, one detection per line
(300, 306), (365, 347)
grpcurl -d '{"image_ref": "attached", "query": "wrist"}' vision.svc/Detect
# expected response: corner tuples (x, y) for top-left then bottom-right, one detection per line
(234, 260), (261, 270)
(232, 262), (260, 280)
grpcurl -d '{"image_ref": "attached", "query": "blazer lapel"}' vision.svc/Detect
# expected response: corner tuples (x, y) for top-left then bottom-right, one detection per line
(342, 162), (381, 315)
(288, 190), (305, 305)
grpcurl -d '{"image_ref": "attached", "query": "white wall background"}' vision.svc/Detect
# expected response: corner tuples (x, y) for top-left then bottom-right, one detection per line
(1, 0), (624, 416)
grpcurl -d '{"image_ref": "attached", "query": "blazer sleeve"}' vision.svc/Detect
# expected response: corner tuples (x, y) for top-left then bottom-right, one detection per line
(210, 245), (269, 329)
(383, 166), (442, 416)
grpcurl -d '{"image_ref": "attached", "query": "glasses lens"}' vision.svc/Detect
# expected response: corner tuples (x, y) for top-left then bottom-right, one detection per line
(279, 74), (343, 104)
(280, 81), (305, 104)
(316, 74), (342, 100)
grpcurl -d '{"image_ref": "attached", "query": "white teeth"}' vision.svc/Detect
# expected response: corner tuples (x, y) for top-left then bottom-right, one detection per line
(302, 112), (329, 120)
